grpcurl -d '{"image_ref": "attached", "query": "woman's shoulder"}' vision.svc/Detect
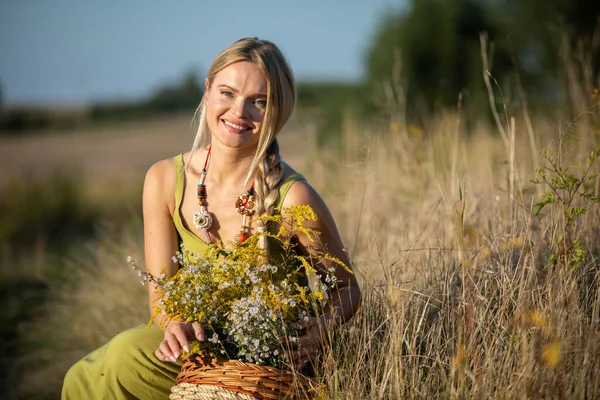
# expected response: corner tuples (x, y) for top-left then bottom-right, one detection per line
(279, 165), (340, 241)
(143, 155), (181, 206)
(280, 160), (301, 182)
(279, 163), (322, 210)
(145, 155), (179, 184)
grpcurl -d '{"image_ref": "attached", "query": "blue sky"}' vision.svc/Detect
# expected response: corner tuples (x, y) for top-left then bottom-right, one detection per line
(0, 0), (405, 106)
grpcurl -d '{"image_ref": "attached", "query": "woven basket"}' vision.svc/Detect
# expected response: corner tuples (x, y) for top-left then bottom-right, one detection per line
(169, 354), (315, 400)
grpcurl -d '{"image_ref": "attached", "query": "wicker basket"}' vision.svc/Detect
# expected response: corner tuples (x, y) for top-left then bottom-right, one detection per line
(169, 354), (316, 400)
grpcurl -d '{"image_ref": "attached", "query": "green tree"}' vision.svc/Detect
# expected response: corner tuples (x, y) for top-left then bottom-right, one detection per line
(364, 0), (599, 119)
(145, 70), (203, 111)
(365, 0), (505, 118)
(488, 0), (600, 96)
(91, 70), (204, 122)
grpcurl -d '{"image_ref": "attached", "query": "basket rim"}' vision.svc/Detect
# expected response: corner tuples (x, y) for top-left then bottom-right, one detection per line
(175, 354), (315, 400)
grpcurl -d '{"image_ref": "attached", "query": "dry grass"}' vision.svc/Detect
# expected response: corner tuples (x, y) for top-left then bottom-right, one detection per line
(17, 230), (148, 397)
(8, 97), (600, 398)
(310, 110), (600, 398)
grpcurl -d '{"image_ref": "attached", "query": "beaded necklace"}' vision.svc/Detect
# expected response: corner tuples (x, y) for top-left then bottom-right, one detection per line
(192, 146), (256, 244)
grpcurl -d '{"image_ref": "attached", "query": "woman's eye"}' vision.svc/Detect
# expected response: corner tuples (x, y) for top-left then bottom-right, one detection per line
(254, 100), (267, 108)
(221, 91), (234, 98)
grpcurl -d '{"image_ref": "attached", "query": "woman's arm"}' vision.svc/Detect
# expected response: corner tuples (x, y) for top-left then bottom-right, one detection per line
(143, 159), (204, 362)
(280, 180), (362, 368)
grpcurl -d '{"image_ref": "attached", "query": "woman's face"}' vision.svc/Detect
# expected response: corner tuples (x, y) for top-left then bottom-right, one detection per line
(205, 61), (268, 150)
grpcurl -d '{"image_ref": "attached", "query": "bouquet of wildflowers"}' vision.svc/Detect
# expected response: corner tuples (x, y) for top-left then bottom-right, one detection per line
(129, 205), (346, 368)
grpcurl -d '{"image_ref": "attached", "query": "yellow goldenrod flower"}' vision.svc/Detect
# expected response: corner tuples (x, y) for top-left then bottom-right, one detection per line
(407, 124), (423, 137)
(128, 205), (350, 367)
(541, 340), (561, 368)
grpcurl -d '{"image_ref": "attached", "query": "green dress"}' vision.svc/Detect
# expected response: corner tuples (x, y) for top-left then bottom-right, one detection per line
(62, 154), (305, 399)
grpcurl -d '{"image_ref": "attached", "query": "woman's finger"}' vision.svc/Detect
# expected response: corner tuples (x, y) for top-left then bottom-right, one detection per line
(284, 343), (318, 362)
(279, 335), (297, 348)
(295, 330), (323, 348)
(300, 316), (328, 330)
(191, 322), (205, 341)
(294, 359), (310, 371)
(165, 332), (183, 361)
(154, 347), (167, 362)
(300, 317), (317, 329)
(280, 329), (324, 356)
(171, 325), (190, 354)
(158, 339), (176, 362)
(289, 345), (319, 370)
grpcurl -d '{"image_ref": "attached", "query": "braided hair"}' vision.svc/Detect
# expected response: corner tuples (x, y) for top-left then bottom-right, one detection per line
(188, 38), (296, 252)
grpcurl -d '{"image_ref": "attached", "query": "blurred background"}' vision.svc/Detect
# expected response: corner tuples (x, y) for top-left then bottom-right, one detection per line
(1, 0), (599, 398)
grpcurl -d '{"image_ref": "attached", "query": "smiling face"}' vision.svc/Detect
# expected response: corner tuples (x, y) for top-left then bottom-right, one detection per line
(204, 61), (268, 150)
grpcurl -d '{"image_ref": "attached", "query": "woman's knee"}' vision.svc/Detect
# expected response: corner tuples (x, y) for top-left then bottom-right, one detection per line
(102, 325), (157, 369)
(62, 325), (170, 399)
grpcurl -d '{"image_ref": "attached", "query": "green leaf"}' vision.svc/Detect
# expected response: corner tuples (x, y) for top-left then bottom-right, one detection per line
(534, 192), (556, 215)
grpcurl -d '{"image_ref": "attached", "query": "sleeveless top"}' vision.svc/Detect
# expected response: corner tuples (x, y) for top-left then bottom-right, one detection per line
(172, 153), (305, 255)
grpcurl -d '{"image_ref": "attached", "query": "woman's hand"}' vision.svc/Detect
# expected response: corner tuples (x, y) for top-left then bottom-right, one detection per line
(282, 316), (332, 370)
(154, 320), (205, 362)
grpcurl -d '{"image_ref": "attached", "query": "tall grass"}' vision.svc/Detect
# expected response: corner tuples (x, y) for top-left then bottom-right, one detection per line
(0, 175), (100, 399)
(9, 40), (600, 396)
(310, 42), (600, 394)
(0, 175), (145, 399)
(15, 102), (600, 398)
(17, 227), (148, 398)
(313, 110), (600, 398)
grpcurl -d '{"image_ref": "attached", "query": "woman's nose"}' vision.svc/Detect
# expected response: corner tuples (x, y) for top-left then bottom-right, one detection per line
(232, 98), (248, 118)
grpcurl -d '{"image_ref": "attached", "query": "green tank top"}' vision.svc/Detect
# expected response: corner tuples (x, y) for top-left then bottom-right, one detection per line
(172, 153), (305, 255)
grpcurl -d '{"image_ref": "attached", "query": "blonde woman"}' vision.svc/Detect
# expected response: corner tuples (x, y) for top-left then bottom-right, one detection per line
(62, 37), (361, 399)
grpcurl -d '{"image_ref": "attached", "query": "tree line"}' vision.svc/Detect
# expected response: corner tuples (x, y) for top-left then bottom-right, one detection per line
(364, 0), (599, 119)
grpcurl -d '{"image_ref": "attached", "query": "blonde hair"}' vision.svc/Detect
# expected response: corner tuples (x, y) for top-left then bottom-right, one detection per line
(188, 37), (296, 236)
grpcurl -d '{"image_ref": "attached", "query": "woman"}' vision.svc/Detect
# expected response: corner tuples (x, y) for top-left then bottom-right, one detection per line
(62, 37), (361, 399)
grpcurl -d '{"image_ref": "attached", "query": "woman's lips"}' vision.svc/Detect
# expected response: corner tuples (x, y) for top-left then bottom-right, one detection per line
(222, 119), (250, 133)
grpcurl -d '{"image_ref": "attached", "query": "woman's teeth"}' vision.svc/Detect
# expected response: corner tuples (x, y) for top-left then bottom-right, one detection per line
(224, 120), (247, 130)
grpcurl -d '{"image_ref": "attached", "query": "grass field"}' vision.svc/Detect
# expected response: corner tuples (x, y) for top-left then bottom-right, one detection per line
(1, 100), (600, 398)
(0, 113), (314, 198)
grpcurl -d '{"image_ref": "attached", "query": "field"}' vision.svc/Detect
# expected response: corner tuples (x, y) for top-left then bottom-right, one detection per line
(0, 114), (314, 197)
(1, 103), (599, 398)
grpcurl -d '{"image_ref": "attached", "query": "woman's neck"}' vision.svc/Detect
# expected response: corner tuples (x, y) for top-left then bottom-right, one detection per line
(201, 142), (256, 187)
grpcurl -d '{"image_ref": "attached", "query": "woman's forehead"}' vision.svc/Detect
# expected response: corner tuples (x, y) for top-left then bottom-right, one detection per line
(212, 62), (267, 94)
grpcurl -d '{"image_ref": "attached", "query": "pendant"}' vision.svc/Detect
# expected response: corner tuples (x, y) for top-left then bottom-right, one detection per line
(235, 192), (256, 216)
(193, 209), (213, 230)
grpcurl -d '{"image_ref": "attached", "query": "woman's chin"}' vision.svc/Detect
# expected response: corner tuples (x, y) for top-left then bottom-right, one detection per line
(211, 134), (259, 151)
